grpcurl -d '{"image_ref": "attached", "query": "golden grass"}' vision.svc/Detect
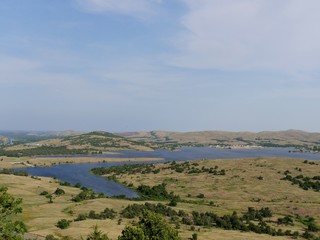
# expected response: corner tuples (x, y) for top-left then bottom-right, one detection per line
(1, 157), (319, 239)
(178, 226), (293, 240)
(0, 156), (31, 168)
(124, 130), (320, 146)
(104, 157), (320, 235)
(0, 156), (162, 168)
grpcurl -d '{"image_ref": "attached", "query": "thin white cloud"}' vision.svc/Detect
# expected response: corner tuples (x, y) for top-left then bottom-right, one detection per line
(75, 0), (162, 16)
(169, 0), (320, 72)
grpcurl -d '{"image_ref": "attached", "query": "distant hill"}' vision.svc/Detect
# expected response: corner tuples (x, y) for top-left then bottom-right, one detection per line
(0, 130), (83, 145)
(2, 129), (320, 157)
(117, 130), (320, 149)
(1, 131), (155, 157)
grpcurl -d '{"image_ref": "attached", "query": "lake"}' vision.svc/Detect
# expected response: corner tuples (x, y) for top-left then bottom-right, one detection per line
(21, 147), (320, 198)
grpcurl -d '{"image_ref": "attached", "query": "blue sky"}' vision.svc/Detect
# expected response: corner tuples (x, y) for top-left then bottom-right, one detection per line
(1, 0), (320, 132)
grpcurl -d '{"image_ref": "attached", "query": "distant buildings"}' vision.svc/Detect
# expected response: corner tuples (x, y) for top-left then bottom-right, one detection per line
(0, 136), (13, 145)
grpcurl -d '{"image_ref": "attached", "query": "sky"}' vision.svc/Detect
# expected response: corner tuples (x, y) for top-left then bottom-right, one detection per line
(1, 0), (320, 133)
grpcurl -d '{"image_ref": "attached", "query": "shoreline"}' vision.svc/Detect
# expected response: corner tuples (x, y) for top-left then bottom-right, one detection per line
(0, 156), (163, 169)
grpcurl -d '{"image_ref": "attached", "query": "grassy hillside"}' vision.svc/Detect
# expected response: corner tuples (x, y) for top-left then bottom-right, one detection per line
(118, 130), (320, 149)
(1, 157), (319, 239)
(0, 131), (157, 157)
(0, 130), (82, 145)
(93, 157), (320, 240)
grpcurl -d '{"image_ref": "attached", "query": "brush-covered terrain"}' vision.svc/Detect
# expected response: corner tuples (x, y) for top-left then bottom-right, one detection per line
(2, 129), (320, 158)
(119, 130), (320, 150)
(0, 131), (157, 157)
(1, 157), (319, 240)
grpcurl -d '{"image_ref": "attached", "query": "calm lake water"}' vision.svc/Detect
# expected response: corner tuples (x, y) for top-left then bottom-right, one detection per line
(21, 147), (320, 198)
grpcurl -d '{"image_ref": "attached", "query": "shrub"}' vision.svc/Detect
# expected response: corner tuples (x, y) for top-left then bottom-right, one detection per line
(56, 219), (71, 229)
(54, 188), (65, 196)
(40, 191), (49, 196)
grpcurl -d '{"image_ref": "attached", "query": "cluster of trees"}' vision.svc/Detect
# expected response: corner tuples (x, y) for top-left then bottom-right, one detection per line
(0, 168), (28, 176)
(163, 161), (226, 175)
(242, 207), (272, 221)
(119, 210), (180, 240)
(188, 209), (303, 238)
(118, 204), (319, 240)
(303, 160), (319, 166)
(296, 215), (320, 233)
(54, 210), (181, 240)
(281, 173), (320, 191)
(75, 208), (117, 221)
(39, 188), (65, 203)
(92, 164), (157, 176)
(71, 187), (105, 202)
(0, 146), (89, 157)
(92, 161), (227, 183)
(65, 135), (123, 149)
(120, 202), (182, 219)
(277, 216), (294, 226)
(136, 183), (180, 201)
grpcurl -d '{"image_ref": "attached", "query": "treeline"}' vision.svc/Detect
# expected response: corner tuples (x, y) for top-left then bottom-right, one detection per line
(92, 164), (157, 176)
(71, 187), (105, 202)
(136, 183), (179, 201)
(91, 161), (227, 180)
(121, 202), (182, 219)
(0, 146), (89, 157)
(0, 168), (28, 176)
(74, 208), (116, 221)
(281, 171), (320, 191)
(165, 161), (226, 175)
(80, 202), (319, 240)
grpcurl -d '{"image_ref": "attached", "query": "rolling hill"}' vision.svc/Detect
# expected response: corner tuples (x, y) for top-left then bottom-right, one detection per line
(117, 129), (320, 149)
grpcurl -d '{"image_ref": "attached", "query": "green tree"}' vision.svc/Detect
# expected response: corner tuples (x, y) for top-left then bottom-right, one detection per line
(0, 186), (27, 240)
(56, 219), (71, 229)
(86, 225), (110, 240)
(118, 210), (180, 240)
(54, 188), (65, 196)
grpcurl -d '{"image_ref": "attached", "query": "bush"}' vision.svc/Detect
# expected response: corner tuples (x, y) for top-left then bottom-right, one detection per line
(54, 188), (65, 196)
(196, 193), (205, 198)
(192, 233), (198, 240)
(45, 235), (59, 240)
(168, 198), (178, 207)
(56, 219), (71, 229)
(118, 210), (181, 240)
(40, 191), (49, 196)
(86, 225), (110, 240)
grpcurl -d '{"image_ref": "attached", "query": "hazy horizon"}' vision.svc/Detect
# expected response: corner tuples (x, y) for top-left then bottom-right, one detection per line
(1, 128), (319, 134)
(1, 1), (320, 132)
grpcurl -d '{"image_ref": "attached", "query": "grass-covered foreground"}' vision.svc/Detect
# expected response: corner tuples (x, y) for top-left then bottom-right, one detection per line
(0, 157), (319, 239)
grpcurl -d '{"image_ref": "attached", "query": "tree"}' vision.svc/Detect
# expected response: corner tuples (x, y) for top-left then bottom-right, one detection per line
(0, 186), (27, 240)
(86, 225), (110, 240)
(56, 219), (71, 229)
(54, 188), (65, 196)
(118, 210), (181, 240)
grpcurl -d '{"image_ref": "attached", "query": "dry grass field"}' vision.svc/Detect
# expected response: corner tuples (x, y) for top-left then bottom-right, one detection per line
(120, 130), (320, 147)
(0, 157), (319, 239)
(109, 157), (320, 217)
(0, 155), (162, 168)
(100, 157), (320, 239)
